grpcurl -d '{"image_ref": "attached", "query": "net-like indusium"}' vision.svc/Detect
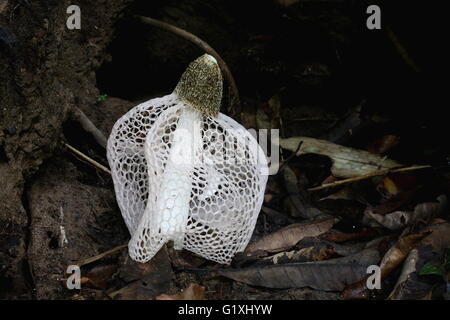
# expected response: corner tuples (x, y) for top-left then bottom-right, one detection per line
(107, 55), (268, 264)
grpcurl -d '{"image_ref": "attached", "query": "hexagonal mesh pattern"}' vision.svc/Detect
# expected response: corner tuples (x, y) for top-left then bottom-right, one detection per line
(107, 93), (268, 264)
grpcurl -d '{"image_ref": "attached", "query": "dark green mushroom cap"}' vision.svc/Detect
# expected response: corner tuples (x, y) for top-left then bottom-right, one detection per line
(174, 54), (223, 116)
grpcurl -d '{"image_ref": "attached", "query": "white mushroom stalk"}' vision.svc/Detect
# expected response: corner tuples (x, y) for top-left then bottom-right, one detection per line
(107, 54), (268, 264)
(154, 107), (202, 250)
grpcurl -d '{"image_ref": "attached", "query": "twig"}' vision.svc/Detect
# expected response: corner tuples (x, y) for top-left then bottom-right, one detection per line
(308, 165), (432, 192)
(63, 143), (111, 175)
(77, 244), (127, 267)
(386, 25), (420, 73)
(278, 140), (303, 172)
(9, 4), (20, 22)
(71, 107), (108, 148)
(134, 15), (241, 118)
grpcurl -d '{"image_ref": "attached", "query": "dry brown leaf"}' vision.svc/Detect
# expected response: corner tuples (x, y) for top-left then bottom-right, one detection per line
(264, 193), (275, 203)
(282, 165), (329, 219)
(321, 175), (338, 185)
(279, 136), (401, 178)
(366, 195), (447, 230)
(168, 247), (205, 268)
(82, 264), (117, 289)
(386, 248), (422, 300)
(0, 1), (8, 14)
(342, 232), (428, 299)
(319, 187), (354, 201)
(261, 247), (337, 265)
(420, 222), (450, 249)
(110, 248), (173, 300)
(379, 232), (430, 279)
(367, 135), (400, 154)
(388, 222), (450, 300)
(218, 248), (380, 291)
(379, 176), (400, 196)
(377, 173), (418, 197)
(341, 277), (370, 300)
(245, 217), (338, 254)
(155, 283), (205, 300)
(248, 237), (361, 266)
(319, 228), (378, 243)
(366, 188), (418, 216)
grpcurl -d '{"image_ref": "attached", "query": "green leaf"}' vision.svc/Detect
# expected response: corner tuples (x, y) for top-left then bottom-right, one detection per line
(97, 94), (108, 103)
(419, 262), (445, 276)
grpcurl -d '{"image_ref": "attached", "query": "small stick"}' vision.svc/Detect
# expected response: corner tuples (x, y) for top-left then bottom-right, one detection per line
(134, 15), (241, 118)
(308, 165), (432, 192)
(386, 25), (420, 73)
(71, 107), (108, 148)
(64, 143), (111, 175)
(77, 244), (127, 267)
(278, 141), (303, 172)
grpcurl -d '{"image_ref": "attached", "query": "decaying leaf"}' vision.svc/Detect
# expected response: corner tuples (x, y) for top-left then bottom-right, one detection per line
(379, 176), (400, 196)
(320, 228), (378, 243)
(365, 189), (418, 216)
(388, 223), (450, 300)
(367, 135), (400, 154)
(420, 221), (450, 250)
(155, 283), (205, 300)
(168, 247), (205, 268)
(260, 247), (336, 265)
(282, 165), (328, 219)
(279, 136), (401, 178)
(245, 218), (338, 254)
(81, 264), (117, 289)
(377, 173), (418, 197)
(321, 175), (338, 185)
(386, 248), (428, 300)
(379, 232), (429, 279)
(365, 195), (447, 230)
(258, 237), (362, 265)
(217, 248), (381, 291)
(110, 247), (173, 300)
(320, 187), (356, 201)
(341, 277), (371, 300)
(342, 232), (429, 299)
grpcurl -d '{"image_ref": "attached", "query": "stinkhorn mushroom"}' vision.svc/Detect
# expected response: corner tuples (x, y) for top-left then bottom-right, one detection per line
(107, 54), (268, 264)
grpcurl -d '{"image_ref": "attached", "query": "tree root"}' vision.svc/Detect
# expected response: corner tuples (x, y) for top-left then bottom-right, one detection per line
(70, 107), (108, 148)
(134, 15), (241, 118)
(63, 142), (111, 175)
